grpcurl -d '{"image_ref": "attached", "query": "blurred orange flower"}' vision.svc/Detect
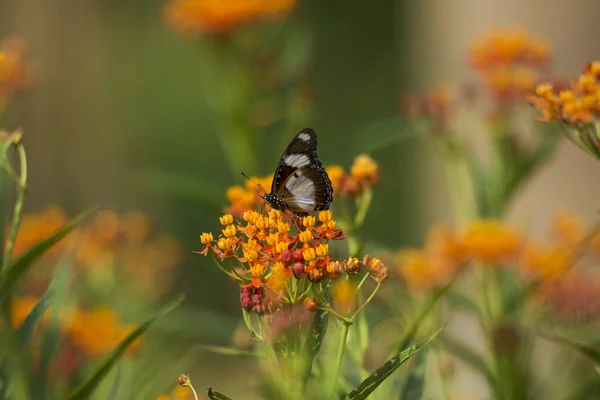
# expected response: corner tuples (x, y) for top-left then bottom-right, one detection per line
(462, 220), (521, 263)
(164, 0), (296, 35)
(469, 28), (550, 102)
(0, 37), (32, 108)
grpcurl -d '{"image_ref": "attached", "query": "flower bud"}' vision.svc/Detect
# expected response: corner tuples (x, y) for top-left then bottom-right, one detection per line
(368, 257), (389, 282)
(304, 297), (319, 311)
(344, 257), (361, 274)
(292, 262), (305, 278)
(281, 250), (292, 265)
(292, 248), (304, 263)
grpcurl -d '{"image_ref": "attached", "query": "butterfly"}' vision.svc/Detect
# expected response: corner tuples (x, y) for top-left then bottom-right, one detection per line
(261, 128), (333, 217)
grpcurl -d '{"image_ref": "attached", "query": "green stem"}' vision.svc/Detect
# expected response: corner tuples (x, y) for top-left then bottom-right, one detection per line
(328, 320), (352, 400)
(211, 255), (245, 282)
(350, 281), (381, 319)
(2, 144), (27, 272)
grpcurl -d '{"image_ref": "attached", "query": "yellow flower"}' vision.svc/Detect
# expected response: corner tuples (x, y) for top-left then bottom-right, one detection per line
(315, 243), (329, 257)
(462, 220), (521, 262)
(326, 165), (345, 192)
(302, 216), (316, 228)
(222, 224), (237, 238)
(319, 210), (333, 223)
(350, 154), (379, 184)
(303, 247), (316, 261)
(275, 241), (287, 253)
(266, 262), (288, 291)
(0, 38), (32, 108)
(200, 232), (214, 244)
(250, 263), (264, 278)
(220, 214), (234, 226)
(299, 230), (312, 244)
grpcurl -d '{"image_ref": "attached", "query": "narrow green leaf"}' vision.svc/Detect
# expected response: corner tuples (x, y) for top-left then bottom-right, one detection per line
(345, 327), (443, 400)
(300, 307), (329, 384)
(539, 333), (600, 367)
(196, 345), (258, 358)
(65, 295), (184, 400)
(396, 279), (453, 352)
(0, 206), (99, 302)
(107, 365), (122, 400)
(399, 349), (428, 400)
(17, 262), (71, 346)
(352, 118), (421, 153)
(208, 386), (233, 400)
(440, 334), (494, 384)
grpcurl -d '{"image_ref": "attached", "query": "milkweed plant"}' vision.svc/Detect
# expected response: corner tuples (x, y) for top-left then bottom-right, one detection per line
(1, 3), (600, 400)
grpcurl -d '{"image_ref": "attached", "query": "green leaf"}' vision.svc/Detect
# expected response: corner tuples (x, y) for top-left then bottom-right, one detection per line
(352, 117), (421, 154)
(65, 295), (184, 400)
(107, 365), (122, 400)
(17, 262), (71, 347)
(0, 206), (99, 302)
(440, 334), (494, 385)
(396, 279), (453, 352)
(399, 349), (428, 400)
(300, 307), (329, 384)
(208, 386), (233, 400)
(196, 345), (258, 358)
(539, 333), (600, 367)
(345, 327), (442, 400)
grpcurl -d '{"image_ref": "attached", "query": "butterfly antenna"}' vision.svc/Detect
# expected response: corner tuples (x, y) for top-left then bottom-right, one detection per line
(241, 172), (267, 194)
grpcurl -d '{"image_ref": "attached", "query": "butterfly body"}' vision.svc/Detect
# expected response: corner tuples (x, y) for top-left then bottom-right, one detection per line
(262, 129), (333, 216)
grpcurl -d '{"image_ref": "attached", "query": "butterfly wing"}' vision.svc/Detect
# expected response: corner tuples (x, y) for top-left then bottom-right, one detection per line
(269, 128), (333, 214)
(278, 166), (333, 213)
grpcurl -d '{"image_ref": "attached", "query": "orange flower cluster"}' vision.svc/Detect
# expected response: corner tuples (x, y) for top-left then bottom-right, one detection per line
(10, 297), (142, 358)
(396, 220), (522, 290)
(199, 209), (387, 313)
(164, 0), (296, 35)
(0, 38), (32, 108)
(530, 61), (600, 124)
(11, 206), (182, 300)
(397, 210), (600, 292)
(469, 28), (550, 102)
(400, 84), (454, 125)
(225, 154), (380, 217)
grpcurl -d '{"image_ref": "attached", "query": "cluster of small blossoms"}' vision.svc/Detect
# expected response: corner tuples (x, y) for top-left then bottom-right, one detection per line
(225, 154), (380, 217)
(530, 61), (600, 124)
(163, 0), (297, 36)
(0, 38), (32, 109)
(396, 210), (600, 299)
(469, 28), (550, 103)
(199, 209), (388, 314)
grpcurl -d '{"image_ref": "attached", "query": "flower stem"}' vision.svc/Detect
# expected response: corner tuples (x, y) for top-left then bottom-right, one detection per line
(351, 281), (381, 319)
(2, 144), (27, 272)
(328, 320), (352, 400)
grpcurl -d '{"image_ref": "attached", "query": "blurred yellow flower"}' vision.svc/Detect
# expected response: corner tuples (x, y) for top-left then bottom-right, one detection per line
(10, 296), (47, 329)
(164, 0), (296, 35)
(397, 249), (454, 290)
(551, 208), (584, 248)
(331, 279), (356, 315)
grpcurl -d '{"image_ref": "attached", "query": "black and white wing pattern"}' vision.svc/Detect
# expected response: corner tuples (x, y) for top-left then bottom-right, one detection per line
(262, 128), (333, 216)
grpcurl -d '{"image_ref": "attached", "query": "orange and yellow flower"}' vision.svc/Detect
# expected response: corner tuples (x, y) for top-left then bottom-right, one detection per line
(530, 61), (600, 125)
(199, 208), (386, 314)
